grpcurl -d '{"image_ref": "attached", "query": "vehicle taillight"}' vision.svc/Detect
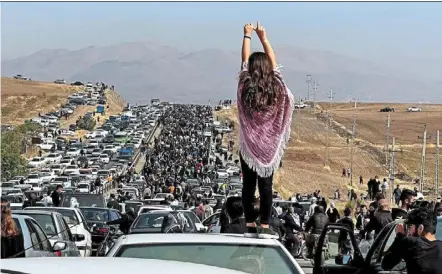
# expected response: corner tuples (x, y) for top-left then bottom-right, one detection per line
(55, 250), (62, 257)
(98, 227), (109, 233)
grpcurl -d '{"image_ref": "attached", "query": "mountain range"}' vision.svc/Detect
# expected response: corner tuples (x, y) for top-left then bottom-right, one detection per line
(2, 42), (441, 104)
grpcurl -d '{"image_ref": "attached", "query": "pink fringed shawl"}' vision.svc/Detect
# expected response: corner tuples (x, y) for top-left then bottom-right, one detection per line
(237, 62), (295, 178)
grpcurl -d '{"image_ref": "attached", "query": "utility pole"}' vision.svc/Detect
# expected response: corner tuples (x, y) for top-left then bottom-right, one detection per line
(324, 89), (335, 167)
(306, 74), (312, 102)
(350, 115), (356, 186)
(418, 125), (429, 193)
(385, 114), (391, 167)
(311, 81), (318, 114)
(352, 97), (359, 108)
(436, 130), (440, 196)
(388, 137), (401, 204)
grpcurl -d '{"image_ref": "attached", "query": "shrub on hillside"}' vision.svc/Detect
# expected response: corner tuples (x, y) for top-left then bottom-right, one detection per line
(77, 117), (96, 131)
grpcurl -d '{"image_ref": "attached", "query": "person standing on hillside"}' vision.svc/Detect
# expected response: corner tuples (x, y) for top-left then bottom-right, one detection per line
(238, 22), (294, 235)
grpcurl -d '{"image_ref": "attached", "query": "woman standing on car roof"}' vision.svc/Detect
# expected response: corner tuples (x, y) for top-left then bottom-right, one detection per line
(237, 22), (294, 235)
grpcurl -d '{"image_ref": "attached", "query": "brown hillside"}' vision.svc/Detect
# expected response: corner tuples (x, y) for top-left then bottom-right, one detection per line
(217, 102), (442, 200)
(1, 77), (126, 128)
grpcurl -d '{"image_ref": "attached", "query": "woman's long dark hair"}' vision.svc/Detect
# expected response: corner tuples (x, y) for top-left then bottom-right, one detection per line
(241, 52), (284, 112)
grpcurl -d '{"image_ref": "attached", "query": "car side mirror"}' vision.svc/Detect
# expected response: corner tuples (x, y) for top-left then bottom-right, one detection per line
(73, 234), (85, 242)
(53, 241), (67, 251)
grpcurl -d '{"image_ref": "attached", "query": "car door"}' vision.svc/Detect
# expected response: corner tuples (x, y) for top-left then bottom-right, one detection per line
(57, 215), (80, 256)
(26, 219), (55, 257)
(364, 221), (407, 274)
(313, 223), (365, 274)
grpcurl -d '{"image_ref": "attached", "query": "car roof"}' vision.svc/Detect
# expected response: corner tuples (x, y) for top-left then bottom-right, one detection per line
(13, 210), (59, 216)
(115, 233), (280, 246)
(0, 257), (248, 274)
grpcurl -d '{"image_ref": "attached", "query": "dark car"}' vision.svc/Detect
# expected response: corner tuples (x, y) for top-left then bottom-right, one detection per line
(78, 207), (122, 254)
(61, 193), (106, 208)
(380, 107), (395, 112)
(71, 81), (84, 86)
(312, 217), (442, 274)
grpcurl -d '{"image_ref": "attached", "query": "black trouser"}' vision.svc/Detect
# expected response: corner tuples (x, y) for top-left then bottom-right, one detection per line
(285, 233), (300, 256)
(240, 155), (273, 225)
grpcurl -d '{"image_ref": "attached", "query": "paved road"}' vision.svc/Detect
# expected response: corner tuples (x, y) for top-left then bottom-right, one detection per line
(135, 124), (162, 173)
(296, 259), (313, 274)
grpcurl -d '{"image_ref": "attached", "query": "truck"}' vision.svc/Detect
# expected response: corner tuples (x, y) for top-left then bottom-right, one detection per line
(96, 105), (105, 115)
(119, 147), (134, 159)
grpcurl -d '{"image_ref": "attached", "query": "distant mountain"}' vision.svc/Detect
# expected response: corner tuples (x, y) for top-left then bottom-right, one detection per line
(2, 42), (440, 104)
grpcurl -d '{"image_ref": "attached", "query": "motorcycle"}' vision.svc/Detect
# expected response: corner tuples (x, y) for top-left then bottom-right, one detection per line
(282, 232), (308, 259)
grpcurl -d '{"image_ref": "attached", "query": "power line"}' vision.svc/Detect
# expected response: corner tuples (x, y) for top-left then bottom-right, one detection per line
(385, 113), (391, 168)
(306, 74), (312, 102)
(418, 124), (430, 193)
(350, 115), (356, 186)
(311, 81), (318, 114)
(324, 89), (335, 167)
(436, 130), (440, 196)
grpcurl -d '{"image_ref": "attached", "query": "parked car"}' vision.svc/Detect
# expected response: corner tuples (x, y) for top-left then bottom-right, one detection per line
(24, 207), (93, 257)
(380, 107), (395, 112)
(11, 214), (67, 257)
(13, 210), (82, 257)
(407, 106), (422, 112)
(28, 157), (47, 168)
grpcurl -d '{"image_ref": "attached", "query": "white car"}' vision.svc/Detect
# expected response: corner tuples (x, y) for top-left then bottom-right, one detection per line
(52, 177), (72, 188)
(28, 157), (47, 168)
(106, 234), (304, 274)
(104, 145), (118, 153)
(226, 166), (240, 176)
(66, 148), (81, 157)
(216, 169), (229, 179)
(407, 106), (422, 112)
(99, 154), (110, 164)
(24, 207), (93, 257)
(202, 212), (222, 233)
(59, 159), (72, 168)
(37, 140), (56, 150)
(137, 205), (172, 216)
(50, 164), (65, 175)
(39, 172), (56, 184)
(77, 182), (91, 193)
(46, 153), (62, 164)
(28, 181), (43, 191)
(85, 131), (97, 139)
(27, 173), (43, 184)
(64, 165), (80, 175)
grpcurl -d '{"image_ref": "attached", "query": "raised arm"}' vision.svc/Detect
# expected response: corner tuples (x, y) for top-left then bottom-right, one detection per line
(242, 23), (254, 68)
(255, 21), (277, 69)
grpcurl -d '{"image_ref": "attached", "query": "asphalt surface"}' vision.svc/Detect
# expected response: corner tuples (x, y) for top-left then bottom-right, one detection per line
(297, 259), (313, 274)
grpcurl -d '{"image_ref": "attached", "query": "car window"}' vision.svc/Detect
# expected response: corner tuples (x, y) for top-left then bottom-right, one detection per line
(61, 217), (74, 242)
(110, 210), (120, 221)
(57, 215), (70, 241)
(27, 214), (57, 237)
(30, 219), (52, 251)
(320, 226), (357, 266)
(25, 219), (43, 251)
(115, 243), (298, 274)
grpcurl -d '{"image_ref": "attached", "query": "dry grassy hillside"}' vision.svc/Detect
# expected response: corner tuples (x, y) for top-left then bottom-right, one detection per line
(217, 102), (441, 200)
(1, 77), (127, 143)
(1, 77), (83, 125)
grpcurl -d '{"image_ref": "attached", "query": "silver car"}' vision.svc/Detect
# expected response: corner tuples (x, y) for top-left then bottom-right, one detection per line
(11, 214), (68, 258)
(14, 210), (82, 257)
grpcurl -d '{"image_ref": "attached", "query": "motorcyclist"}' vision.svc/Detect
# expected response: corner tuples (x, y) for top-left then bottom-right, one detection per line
(105, 207), (136, 234)
(305, 205), (328, 258)
(284, 206), (303, 257)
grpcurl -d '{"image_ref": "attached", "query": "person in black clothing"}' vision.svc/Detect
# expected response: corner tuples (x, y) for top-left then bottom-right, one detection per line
(382, 207), (442, 274)
(1, 198), (25, 259)
(305, 205), (328, 257)
(326, 202), (340, 223)
(51, 185), (63, 207)
(221, 197), (247, 234)
(392, 188), (416, 220)
(284, 206), (303, 257)
(364, 199), (392, 239)
(22, 193), (38, 209)
(337, 207), (355, 255)
(106, 194), (120, 210)
(106, 208), (136, 234)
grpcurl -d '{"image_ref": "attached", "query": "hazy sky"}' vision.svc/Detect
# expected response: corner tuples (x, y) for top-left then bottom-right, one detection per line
(1, 1), (442, 77)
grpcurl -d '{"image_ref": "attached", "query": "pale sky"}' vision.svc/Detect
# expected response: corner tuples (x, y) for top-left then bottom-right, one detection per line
(1, 2), (441, 78)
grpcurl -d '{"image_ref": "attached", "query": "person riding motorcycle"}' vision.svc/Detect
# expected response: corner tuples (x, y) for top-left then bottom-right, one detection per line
(305, 205), (328, 258)
(284, 206), (303, 257)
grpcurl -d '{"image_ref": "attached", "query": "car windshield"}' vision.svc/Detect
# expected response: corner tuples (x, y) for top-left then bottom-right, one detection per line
(180, 211), (201, 224)
(61, 194), (105, 207)
(29, 182), (40, 187)
(80, 208), (109, 221)
(27, 175), (39, 179)
(2, 183), (14, 188)
(115, 243), (297, 274)
(27, 214), (57, 236)
(132, 213), (171, 229)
